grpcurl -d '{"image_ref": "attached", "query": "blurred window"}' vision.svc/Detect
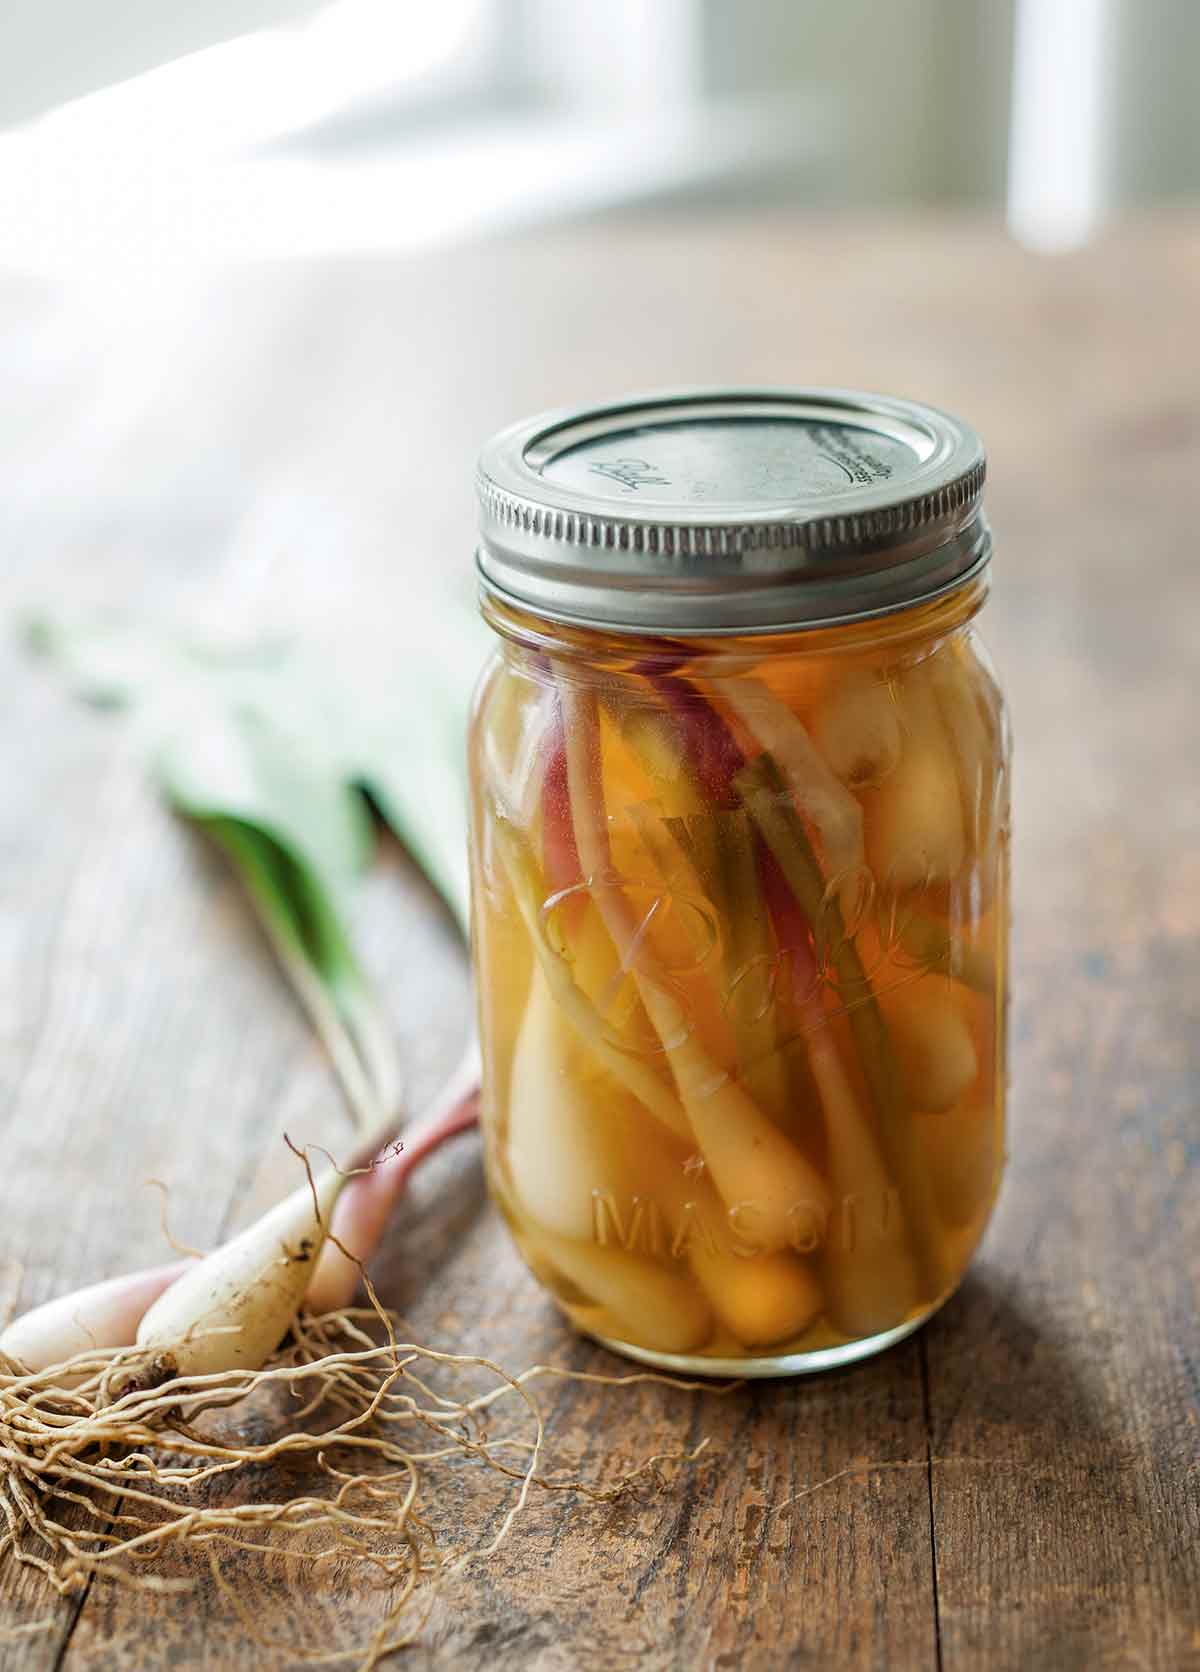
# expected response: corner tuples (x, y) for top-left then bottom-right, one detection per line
(0, 0), (1196, 287)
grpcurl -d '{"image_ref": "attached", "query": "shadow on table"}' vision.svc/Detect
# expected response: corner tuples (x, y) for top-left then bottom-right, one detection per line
(920, 1263), (1126, 1455)
(367, 1202), (1134, 1476)
(901, 1265), (1195, 1649)
(357, 1209), (1198, 1655)
(369, 1207), (1129, 1463)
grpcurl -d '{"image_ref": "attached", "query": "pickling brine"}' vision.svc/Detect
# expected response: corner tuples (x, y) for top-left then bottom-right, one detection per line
(469, 388), (1010, 1374)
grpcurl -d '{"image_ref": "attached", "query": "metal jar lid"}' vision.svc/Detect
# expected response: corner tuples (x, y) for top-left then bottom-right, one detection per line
(475, 387), (989, 635)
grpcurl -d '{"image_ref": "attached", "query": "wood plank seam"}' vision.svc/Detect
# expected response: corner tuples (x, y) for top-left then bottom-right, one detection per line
(920, 1334), (945, 1672)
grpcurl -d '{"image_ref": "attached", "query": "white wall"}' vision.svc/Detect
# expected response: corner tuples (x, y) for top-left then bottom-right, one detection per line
(697, 0), (1014, 203)
(1105, 0), (1200, 206)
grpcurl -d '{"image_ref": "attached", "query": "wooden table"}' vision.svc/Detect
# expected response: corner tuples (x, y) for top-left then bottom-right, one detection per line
(1, 211), (1197, 1670)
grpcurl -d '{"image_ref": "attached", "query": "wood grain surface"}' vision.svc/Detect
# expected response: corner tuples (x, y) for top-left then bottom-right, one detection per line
(0, 210), (1197, 1670)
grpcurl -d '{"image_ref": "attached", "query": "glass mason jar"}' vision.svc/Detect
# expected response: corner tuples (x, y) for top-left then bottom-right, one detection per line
(468, 390), (1010, 1376)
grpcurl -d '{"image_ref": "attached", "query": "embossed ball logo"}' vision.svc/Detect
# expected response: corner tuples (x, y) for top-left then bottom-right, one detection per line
(586, 457), (669, 491)
(539, 871), (719, 1056)
(529, 805), (953, 1064)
